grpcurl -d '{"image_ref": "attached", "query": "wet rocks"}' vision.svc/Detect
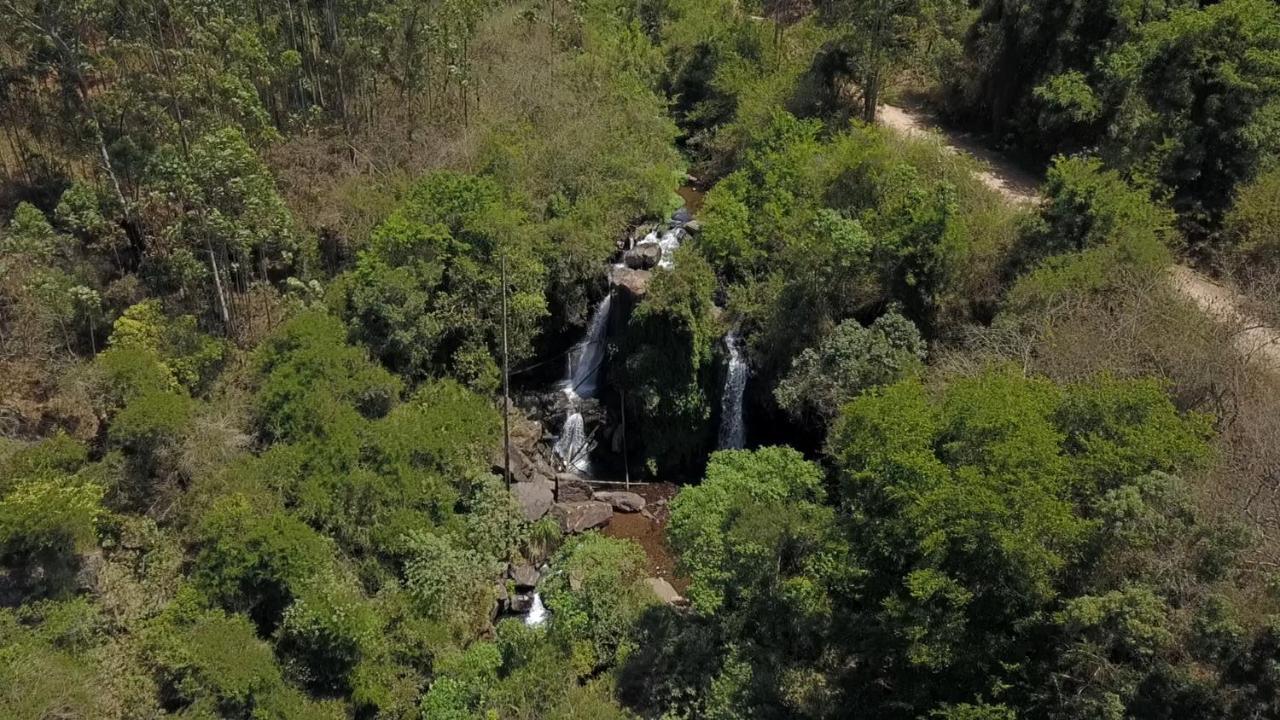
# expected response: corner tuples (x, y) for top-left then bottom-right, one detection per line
(551, 500), (613, 533)
(595, 490), (646, 513)
(624, 243), (662, 270)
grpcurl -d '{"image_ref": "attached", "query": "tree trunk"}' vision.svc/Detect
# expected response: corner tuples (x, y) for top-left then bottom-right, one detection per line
(207, 241), (232, 333)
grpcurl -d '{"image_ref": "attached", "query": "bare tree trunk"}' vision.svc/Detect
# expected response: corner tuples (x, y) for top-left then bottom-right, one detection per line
(206, 241), (232, 332)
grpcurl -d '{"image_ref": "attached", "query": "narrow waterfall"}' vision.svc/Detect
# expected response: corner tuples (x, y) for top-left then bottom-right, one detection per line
(525, 592), (547, 627)
(717, 332), (747, 450)
(554, 295), (613, 473)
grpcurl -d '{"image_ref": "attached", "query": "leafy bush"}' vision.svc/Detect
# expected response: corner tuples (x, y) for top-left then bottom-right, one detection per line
(543, 533), (655, 672)
(775, 311), (926, 428)
(337, 171), (547, 390)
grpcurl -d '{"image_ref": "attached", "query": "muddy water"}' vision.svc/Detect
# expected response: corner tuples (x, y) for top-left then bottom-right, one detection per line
(677, 185), (705, 214)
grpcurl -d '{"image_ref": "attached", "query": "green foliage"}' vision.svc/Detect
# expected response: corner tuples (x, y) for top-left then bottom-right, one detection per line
(0, 435), (104, 572)
(669, 446), (828, 613)
(0, 600), (159, 719)
(107, 300), (226, 392)
(146, 607), (343, 719)
(623, 247), (720, 474)
(956, 0), (1280, 239)
(403, 531), (498, 643)
(1006, 157), (1174, 312)
(1226, 165), (1280, 268)
(824, 368), (1218, 714)
(144, 125), (299, 273)
(775, 311), (926, 428)
(1103, 0), (1280, 234)
(252, 311), (402, 442)
(543, 533), (656, 672)
(338, 171), (546, 390)
(0, 203), (104, 356)
(191, 496), (334, 632)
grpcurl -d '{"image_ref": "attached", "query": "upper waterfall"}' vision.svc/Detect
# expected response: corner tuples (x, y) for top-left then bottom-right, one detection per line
(717, 331), (747, 450)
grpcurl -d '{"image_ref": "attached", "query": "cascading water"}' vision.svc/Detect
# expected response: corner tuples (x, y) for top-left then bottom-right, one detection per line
(553, 295), (613, 473)
(637, 227), (685, 270)
(717, 332), (748, 450)
(524, 592), (547, 627)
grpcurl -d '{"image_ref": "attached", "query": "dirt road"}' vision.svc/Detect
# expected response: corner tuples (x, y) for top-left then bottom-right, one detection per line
(877, 103), (1280, 371)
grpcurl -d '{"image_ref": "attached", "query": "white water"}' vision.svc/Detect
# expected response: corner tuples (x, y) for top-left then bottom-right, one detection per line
(637, 227), (684, 270)
(717, 332), (747, 450)
(524, 592), (547, 627)
(553, 295), (612, 473)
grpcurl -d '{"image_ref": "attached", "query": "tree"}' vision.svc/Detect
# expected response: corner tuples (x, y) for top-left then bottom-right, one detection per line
(775, 310), (926, 428)
(1102, 0), (1280, 237)
(0, 435), (105, 590)
(337, 171), (547, 391)
(815, 0), (929, 123)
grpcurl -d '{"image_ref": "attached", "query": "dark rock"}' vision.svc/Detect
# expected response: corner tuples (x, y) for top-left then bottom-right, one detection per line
(595, 490), (646, 513)
(509, 591), (534, 613)
(513, 480), (555, 521)
(551, 500), (613, 533)
(509, 563), (540, 589)
(673, 207), (693, 225)
(555, 473), (593, 502)
(624, 243), (662, 270)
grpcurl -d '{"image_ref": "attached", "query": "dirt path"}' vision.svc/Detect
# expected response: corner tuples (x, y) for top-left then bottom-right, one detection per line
(1170, 266), (1280, 371)
(877, 104), (1040, 205)
(877, 103), (1280, 371)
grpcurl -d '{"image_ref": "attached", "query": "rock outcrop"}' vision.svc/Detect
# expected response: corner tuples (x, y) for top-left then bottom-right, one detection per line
(555, 473), (594, 502)
(513, 480), (555, 521)
(624, 243), (662, 270)
(645, 577), (685, 606)
(595, 490), (645, 513)
(551, 500), (613, 533)
(611, 267), (651, 302)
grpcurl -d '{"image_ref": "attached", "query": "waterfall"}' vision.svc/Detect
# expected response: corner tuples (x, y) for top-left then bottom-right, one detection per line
(637, 227), (685, 270)
(554, 412), (589, 473)
(554, 295), (612, 473)
(657, 228), (683, 269)
(718, 332), (747, 450)
(525, 592), (547, 627)
(564, 295), (612, 399)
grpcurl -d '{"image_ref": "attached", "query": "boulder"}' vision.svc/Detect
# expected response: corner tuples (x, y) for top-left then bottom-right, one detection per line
(551, 501), (613, 533)
(624, 243), (662, 270)
(595, 490), (646, 513)
(508, 563), (540, 589)
(611, 268), (652, 302)
(682, 219), (702, 233)
(509, 591), (534, 613)
(646, 577), (685, 606)
(555, 473), (593, 502)
(673, 207), (693, 225)
(513, 480), (555, 521)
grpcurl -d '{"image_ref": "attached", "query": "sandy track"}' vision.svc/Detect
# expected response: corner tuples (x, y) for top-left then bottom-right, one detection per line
(877, 103), (1280, 371)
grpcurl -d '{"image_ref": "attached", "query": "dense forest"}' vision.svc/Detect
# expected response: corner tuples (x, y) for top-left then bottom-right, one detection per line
(5, 0), (1280, 717)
